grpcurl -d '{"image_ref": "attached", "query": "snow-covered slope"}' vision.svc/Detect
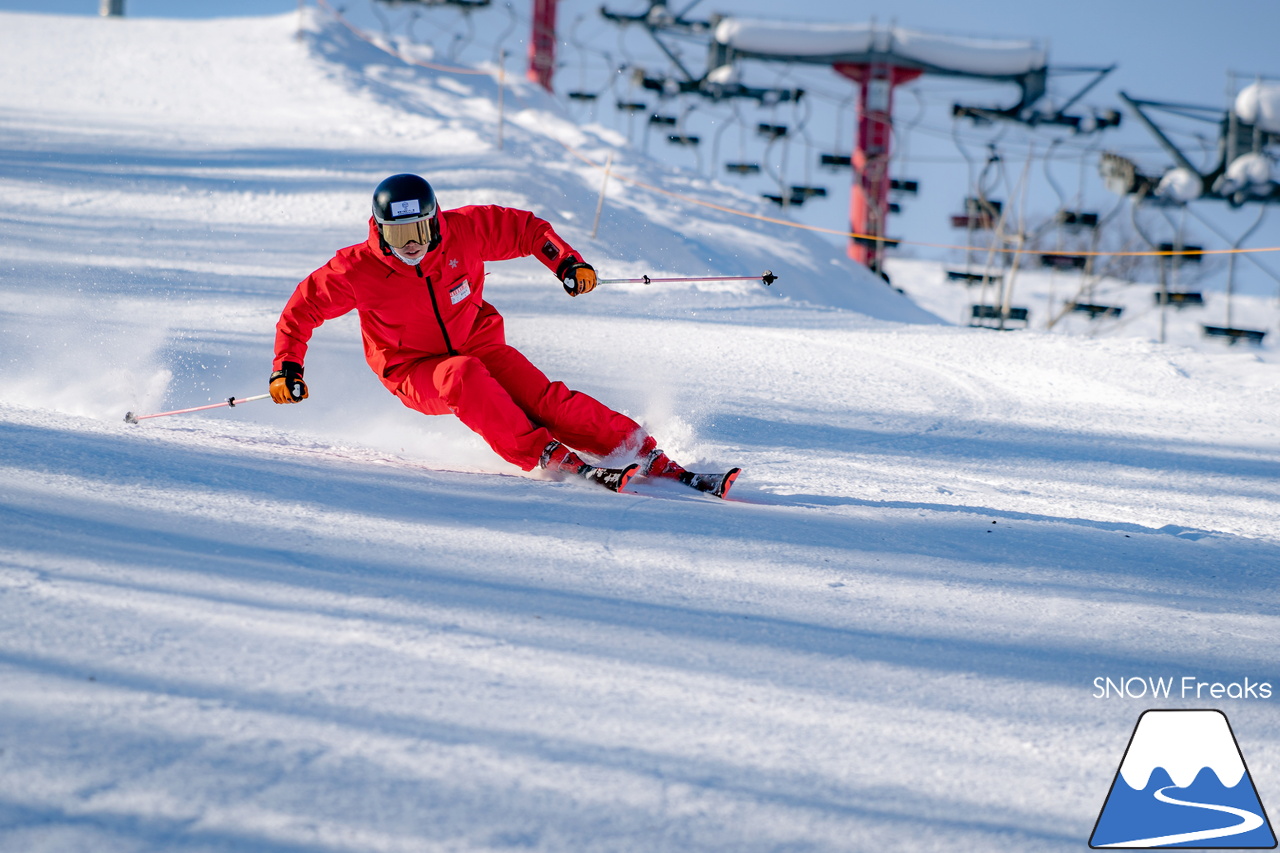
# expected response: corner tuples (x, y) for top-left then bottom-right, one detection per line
(1, 9), (1279, 853)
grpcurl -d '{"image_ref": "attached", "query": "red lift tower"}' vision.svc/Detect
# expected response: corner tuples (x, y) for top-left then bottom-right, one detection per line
(834, 62), (922, 269)
(711, 20), (1110, 274)
(528, 0), (558, 91)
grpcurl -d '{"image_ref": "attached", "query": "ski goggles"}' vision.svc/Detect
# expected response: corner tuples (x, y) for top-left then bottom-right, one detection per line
(380, 216), (436, 249)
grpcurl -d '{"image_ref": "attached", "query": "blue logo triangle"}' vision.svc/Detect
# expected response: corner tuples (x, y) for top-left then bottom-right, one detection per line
(1091, 710), (1276, 848)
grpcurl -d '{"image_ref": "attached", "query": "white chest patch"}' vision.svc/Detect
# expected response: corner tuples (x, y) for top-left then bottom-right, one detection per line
(449, 278), (471, 305)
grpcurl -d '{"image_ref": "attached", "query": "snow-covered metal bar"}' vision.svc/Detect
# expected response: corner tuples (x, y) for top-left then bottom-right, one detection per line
(712, 18), (1046, 79)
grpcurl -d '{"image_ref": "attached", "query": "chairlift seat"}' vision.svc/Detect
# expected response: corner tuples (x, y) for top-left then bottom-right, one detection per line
(950, 213), (996, 230)
(890, 179), (920, 194)
(970, 304), (1029, 326)
(1201, 325), (1266, 345)
(649, 114), (677, 126)
(951, 197), (1001, 229)
(888, 202), (902, 214)
(757, 123), (788, 139)
(946, 270), (1003, 285)
(726, 162), (761, 175)
(1158, 243), (1204, 264)
(668, 134), (700, 146)
(820, 153), (852, 168)
(964, 197), (1002, 216)
(790, 185), (827, 199)
(616, 101), (647, 113)
(852, 234), (901, 249)
(1059, 210), (1099, 230)
(1039, 253), (1088, 271)
(1068, 302), (1123, 318)
(1154, 291), (1204, 308)
(568, 91), (598, 101)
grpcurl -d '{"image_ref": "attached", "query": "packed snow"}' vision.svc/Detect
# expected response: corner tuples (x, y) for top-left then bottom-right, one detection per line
(1, 8), (1279, 853)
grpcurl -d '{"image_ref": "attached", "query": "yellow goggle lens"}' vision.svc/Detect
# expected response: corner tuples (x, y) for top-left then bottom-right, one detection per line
(381, 218), (432, 249)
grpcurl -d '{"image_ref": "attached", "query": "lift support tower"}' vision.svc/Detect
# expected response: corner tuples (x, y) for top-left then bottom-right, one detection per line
(711, 19), (1114, 273)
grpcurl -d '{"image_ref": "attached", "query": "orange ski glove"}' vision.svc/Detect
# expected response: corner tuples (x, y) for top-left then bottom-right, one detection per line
(269, 362), (308, 403)
(559, 261), (597, 297)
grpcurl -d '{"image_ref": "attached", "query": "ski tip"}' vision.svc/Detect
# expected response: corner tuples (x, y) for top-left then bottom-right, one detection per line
(715, 467), (742, 499)
(616, 462), (640, 493)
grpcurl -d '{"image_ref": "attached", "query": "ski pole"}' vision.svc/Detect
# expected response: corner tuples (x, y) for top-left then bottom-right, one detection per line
(598, 270), (777, 286)
(124, 393), (271, 425)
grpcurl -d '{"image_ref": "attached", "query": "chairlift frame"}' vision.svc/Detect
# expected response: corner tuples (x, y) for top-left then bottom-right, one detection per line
(602, 2), (801, 105)
(1116, 90), (1280, 206)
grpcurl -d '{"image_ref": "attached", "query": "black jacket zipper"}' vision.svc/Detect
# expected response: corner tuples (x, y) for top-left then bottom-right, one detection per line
(415, 262), (457, 356)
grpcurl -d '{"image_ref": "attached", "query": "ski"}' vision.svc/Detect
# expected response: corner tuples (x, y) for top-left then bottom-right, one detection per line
(578, 462), (640, 493)
(676, 467), (742, 499)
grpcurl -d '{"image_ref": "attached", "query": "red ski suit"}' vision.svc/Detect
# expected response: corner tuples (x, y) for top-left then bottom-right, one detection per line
(274, 206), (644, 470)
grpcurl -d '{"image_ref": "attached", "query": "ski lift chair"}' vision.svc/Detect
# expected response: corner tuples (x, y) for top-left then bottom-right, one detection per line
(1201, 325), (1267, 345)
(890, 179), (920, 195)
(1154, 291), (1205, 308)
(616, 101), (647, 112)
(668, 134), (700, 146)
(1039, 254), (1088, 271)
(725, 162), (761, 175)
(852, 234), (901, 250)
(820, 153), (852, 169)
(1159, 242), (1203, 262)
(970, 304), (1029, 328)
(946, 270), (1003, 286)
(569, 91), (599, 101)
(1067, 302), (1123, 319)
(763, 192), (808, 207)
(757, 123), (787, 140)
(790, 185), (827, 200)
(1153, 242), (1204, 307)
(648, 114), (677, 127)
(950, 197), (1002, 230)
(1058, 210), (1099, 231)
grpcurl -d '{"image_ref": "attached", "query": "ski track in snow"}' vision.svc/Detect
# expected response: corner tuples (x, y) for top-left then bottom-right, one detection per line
(1, 9), (1279, 853)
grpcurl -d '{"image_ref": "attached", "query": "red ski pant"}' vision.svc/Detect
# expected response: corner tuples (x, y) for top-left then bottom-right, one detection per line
(385, 320), (643, 471)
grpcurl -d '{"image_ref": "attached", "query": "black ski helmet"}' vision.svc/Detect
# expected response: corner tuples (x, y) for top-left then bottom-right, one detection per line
(372, 173), (440, 253)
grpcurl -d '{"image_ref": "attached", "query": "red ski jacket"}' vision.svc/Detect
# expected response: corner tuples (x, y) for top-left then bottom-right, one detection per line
(274, 205), (583, 386)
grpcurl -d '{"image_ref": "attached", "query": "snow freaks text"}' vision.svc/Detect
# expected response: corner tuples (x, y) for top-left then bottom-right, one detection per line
(1092, 676), (1273, 700)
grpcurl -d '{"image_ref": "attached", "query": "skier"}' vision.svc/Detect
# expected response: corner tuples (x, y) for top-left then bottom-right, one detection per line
(270, 173), (737, 496)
